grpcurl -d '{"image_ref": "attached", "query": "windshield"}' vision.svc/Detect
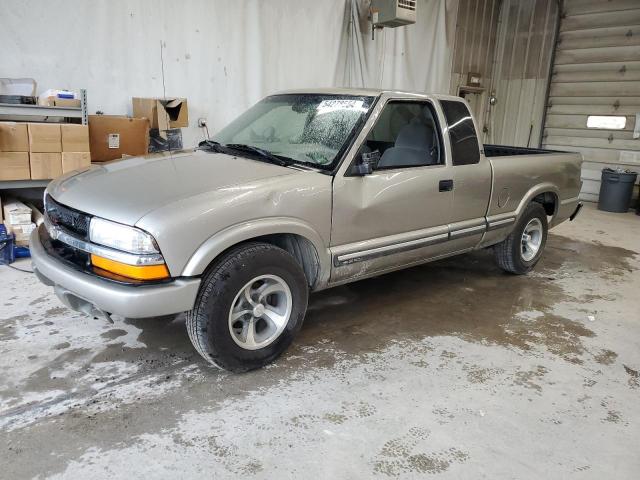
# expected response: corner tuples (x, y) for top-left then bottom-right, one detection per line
(213, 94), (375, 169)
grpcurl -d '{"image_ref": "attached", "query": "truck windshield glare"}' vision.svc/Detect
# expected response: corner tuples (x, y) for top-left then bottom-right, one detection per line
(212, 94), (375, 169)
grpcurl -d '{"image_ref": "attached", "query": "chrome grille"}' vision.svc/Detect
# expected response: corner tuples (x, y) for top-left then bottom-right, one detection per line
(44, 194), (91, 239)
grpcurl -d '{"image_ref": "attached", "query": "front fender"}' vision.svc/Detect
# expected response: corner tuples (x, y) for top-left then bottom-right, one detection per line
(181, 216), (331, 288)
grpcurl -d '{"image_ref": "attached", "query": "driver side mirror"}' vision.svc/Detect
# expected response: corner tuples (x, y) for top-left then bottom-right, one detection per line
(351, 150), (380, 176)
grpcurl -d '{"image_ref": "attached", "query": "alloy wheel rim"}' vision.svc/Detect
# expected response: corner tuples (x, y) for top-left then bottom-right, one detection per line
(228, 274), (292, 350)
(521, 218), (543, 262)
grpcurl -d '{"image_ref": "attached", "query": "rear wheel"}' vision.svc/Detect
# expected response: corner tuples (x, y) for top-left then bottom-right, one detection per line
(494, 202), (548, 274)
(186, 242), (308, 372)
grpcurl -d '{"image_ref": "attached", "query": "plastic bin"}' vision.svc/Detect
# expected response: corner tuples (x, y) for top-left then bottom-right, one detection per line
(0, 225), (15, 265)
(598, 168), (638, 213)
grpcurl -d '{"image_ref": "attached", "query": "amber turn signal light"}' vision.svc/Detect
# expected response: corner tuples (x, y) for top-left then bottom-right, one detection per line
(90, 254), (170, 281)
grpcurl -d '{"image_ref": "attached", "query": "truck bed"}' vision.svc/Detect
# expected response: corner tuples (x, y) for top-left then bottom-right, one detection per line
(484, 144), (563, 157)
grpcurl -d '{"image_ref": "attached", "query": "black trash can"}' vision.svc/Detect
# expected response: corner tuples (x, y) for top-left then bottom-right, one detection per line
(598, 168), (637, 213)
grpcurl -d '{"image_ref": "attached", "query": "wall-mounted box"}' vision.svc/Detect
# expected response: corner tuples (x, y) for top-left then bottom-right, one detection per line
(372, 0), (417, 28)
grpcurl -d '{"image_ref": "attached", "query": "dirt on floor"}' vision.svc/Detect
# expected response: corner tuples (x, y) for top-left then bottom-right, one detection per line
(1, 204), (639, 479)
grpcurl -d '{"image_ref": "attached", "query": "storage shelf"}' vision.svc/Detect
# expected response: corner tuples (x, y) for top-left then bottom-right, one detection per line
(0, 103), (82, 118)
(0, 180), (50, 190)
(0, 89), (88, 124)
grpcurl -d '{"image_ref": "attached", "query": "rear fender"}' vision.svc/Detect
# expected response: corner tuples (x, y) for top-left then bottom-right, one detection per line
(482, 182), (560, 247)
(516, 183), (560, 219)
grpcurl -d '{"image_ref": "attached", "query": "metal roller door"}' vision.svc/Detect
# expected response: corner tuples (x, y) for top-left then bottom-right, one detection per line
(542, 0), (640, 203)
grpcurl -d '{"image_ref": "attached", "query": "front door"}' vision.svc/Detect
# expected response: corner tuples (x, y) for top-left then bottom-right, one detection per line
(330, 98), (454, 283)
(439, 99), (493, 249)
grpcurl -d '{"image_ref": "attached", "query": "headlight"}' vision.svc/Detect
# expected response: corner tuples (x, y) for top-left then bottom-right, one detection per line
(89, 217), (159, 254)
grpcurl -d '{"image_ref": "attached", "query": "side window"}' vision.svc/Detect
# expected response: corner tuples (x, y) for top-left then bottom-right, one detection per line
(440, 100), (480, 166)
(359, 101), (443, 170)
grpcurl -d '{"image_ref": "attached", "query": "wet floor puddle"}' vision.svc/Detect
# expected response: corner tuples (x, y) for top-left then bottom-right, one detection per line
(295, 234), (636, 366)
(0, 234), (636, 420)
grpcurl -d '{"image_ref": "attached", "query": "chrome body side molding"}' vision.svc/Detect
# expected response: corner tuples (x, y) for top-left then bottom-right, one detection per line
(334, 232), (449, 266)
(334, 218), (492, 267)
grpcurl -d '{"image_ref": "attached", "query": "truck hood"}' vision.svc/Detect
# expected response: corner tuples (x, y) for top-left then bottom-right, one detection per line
(47, 150), (297, 225)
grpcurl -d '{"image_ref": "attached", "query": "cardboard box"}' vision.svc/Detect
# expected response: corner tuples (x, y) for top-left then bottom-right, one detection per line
(62, 152), (91, 173)
(61, 124), (90, 152)
(55, 98), (81, 107)
(28, 123), (62, 152)
(40, 97), (81, 108)
(25, 202), (44, 226)
(0, 152), (30, 180)
(0, 122), (29, 152)
(3, 198), (31, 225)
(132, 97), (188, 132)
(30, 152), (62, 179)
(7, 222), (36, 246)
(38, 89), (79, 107)
(89, 115), (149, 162)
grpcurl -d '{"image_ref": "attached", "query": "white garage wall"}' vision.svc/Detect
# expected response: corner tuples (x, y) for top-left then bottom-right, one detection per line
(0, 0), (455, 148)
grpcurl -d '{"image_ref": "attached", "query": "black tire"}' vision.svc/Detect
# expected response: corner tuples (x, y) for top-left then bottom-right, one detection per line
(493, 202), (548, 274)
(186, 242), (308, 372)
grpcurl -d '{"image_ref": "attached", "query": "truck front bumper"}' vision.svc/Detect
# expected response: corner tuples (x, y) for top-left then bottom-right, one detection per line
(30, 228), (201, 319)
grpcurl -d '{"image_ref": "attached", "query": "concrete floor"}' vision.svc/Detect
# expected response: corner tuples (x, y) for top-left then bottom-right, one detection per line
(1, 203), (639, 479)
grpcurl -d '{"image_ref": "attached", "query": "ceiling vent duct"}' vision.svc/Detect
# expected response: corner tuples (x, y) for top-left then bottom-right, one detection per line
(371, 0), (417, 28)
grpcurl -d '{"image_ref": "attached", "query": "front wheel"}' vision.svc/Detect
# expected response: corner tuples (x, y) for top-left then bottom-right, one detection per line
(493, 202), (548, 274)
(186, 242), (308, 372)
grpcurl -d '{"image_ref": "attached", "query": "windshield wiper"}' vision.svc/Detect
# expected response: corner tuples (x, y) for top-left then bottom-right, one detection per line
(197, 139), (225, 152)
(224, 143), (289, 167)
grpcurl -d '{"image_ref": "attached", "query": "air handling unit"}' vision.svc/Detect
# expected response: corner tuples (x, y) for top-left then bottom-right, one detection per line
(371, 0), (417, 28)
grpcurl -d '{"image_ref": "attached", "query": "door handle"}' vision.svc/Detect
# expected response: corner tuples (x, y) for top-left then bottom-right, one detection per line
(439, 179), (454, 192)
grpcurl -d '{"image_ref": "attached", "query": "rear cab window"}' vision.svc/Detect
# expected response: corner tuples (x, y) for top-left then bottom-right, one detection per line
(440, 100), (480, 166)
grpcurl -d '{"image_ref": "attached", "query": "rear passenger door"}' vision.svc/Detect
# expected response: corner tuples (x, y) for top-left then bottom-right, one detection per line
(330, 97), (454, 283)
(440, 100), (492, 249)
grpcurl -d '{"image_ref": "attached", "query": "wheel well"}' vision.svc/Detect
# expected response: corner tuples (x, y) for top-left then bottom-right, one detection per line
(533, 192), (557, 217)
(240, 234), (320, 288)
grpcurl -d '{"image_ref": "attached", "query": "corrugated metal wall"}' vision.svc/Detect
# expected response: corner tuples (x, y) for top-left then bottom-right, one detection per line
(542, 0), (640, 203)
(450, 0), (501, 137)
(488, 0), (558, 147)
(450, 0), (558, 146)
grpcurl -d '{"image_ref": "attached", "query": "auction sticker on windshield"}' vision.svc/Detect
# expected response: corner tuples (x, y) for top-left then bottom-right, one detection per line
(317, 99), (365, 114)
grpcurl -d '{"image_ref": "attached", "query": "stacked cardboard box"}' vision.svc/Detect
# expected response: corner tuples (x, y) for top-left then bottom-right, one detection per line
(132, 97), (188, 132)
(0, 121), (90, 180)
(3, 199), (35, 246)
(132, 97), (187, 153)
(61, 124), (91, 173)
(0, 122), (30, 180)
(28, 123), (62, 179)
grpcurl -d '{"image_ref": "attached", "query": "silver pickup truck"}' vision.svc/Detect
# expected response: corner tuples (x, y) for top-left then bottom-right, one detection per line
(31, 88), (583, 371)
